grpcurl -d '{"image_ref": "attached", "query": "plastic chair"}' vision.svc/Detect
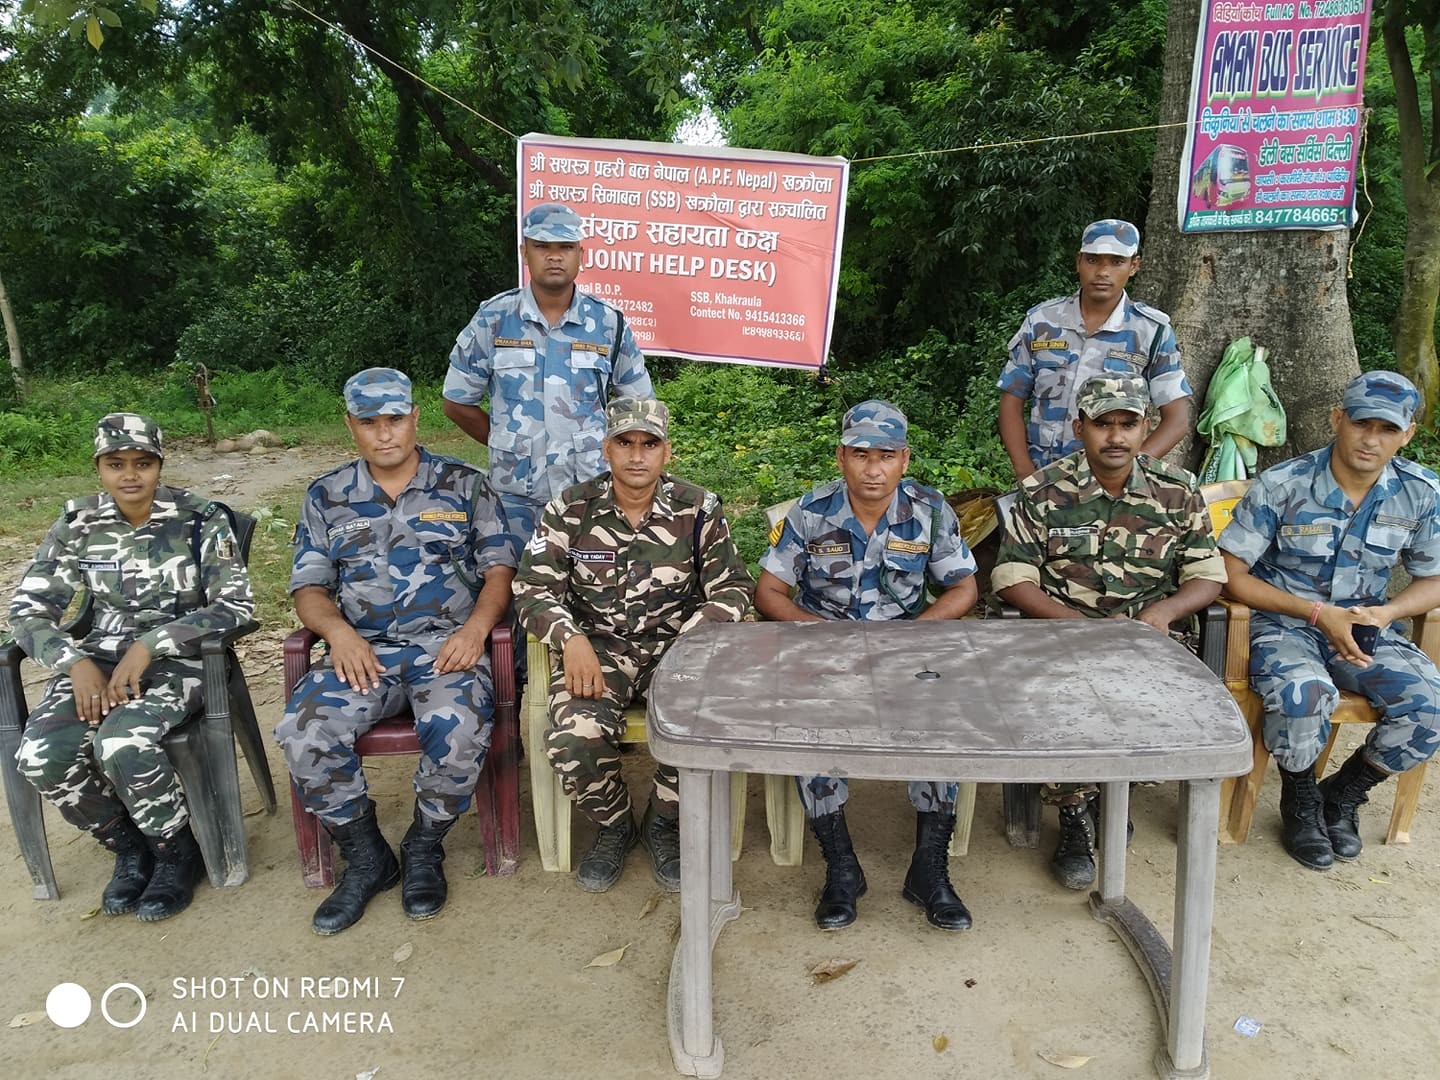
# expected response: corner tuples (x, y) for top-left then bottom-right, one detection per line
(283, 624), (519, 885)
(761, 496), (977, 859)
(525, 633), (752, 871)
(0, 509), (277, 899)
(1203, 480), (1435, 844)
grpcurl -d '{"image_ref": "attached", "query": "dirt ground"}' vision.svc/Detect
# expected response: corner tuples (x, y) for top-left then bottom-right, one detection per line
(2, 445), (1439, 1080)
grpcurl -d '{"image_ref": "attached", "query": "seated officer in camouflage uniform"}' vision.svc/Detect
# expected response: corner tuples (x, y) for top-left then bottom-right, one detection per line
(442, 202), (654, 549)
(993, 375), (1225, 889)
(998, 219), (1193, 480)
(1219, 371), (1440, 871)
(755, 401), (979, 932)
(276, 368), (517, 934)
(10, 413), (253, 921)
(513, 398), (753, 893)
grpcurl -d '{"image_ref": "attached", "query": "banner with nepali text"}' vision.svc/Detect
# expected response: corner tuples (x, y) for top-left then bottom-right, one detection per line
(517, 134), (848, 369)
(1178, 0), (1372, 233)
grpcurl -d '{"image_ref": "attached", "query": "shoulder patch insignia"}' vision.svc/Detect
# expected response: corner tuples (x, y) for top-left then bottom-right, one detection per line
(767, 520), (784, 548)
(1031, 339), (1068, 351)
(701, 491), (719, 514)
(418, 511), (468, 523)
(525, 533), (547, 556)
(217, 536), (235, 560)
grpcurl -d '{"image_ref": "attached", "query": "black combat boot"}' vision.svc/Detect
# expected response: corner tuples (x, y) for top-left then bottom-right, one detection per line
(1051, 802), (1098, 890)
(809, 809), (866, 930)
(641, 803), (682, 892)
(312, 802), (401, 935)
(399, 803), (457, 920)
(1318, 750), (1390, 861)
(1278, 766), (1334, 871)
(574, 813), (639, 893)
(901, 811), (973, 931)
(136, 823), (206, 922)
(94, 815), (154, 916)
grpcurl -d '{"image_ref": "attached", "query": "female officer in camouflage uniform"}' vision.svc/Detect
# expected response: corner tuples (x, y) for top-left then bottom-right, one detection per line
(9, 414), (254, 921)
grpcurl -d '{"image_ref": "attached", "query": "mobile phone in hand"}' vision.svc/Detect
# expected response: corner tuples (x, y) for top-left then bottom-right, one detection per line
(1352, 623), (1378, 655)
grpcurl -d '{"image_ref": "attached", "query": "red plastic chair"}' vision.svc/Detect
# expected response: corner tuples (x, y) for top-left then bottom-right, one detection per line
(282, 625), (519, 886)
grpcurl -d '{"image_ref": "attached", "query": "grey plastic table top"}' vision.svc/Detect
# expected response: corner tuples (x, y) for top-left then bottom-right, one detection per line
(647, 619), (1252, 783)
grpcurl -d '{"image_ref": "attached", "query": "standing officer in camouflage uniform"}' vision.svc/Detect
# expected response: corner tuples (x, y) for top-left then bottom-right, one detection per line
(513, 398), (753, 893)
(11, 413), (253, 922)
(276, 368), (517, 935)
(993, 376), (1225, 889)
(442, 202), (654, 549)
(1219, 371), (1440, 871)
(998, 219), (1193, 480)
(755, 401), (979, 932)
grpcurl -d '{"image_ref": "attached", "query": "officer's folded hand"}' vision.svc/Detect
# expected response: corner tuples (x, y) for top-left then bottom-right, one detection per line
(70, 658), (115, 725)
(107, 641), (151, 706)
(435, 625), (487, 674)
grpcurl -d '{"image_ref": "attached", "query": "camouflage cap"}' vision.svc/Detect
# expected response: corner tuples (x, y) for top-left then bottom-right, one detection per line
(1077, 374), (1150, 418)
(1079, 219), (1141, 258)
(840, 399), (908, 449)
(343, 367), (413, 418)
(1343, 370), (1421, 428)
(521, 202), (584, 243)
(606, 397), (669, 439)
(94, 412), (164, 460)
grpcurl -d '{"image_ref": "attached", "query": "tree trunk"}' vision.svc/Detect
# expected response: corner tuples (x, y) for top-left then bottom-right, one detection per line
(1384, 2), (1440, 426)
(0, 264), (23, 401)
(1138, 0), (1359, 470)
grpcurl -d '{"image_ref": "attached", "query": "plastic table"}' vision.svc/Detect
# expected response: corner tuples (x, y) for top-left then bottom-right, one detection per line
(646, 618), (1252, 1080)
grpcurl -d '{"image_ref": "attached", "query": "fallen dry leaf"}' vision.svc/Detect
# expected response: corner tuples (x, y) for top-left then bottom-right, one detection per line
(586, 944), (630, 969)
(963, 978), (977, 988)
(1038, 1052), (1092, 1069)
(638, 893), (663, 919)
(809, 959), (859, 984)
(79, 907), (101, 921)
(392, 943), (413, 963)
(9, 1013), (45, 1028)
(933, 1034), (949, 1053)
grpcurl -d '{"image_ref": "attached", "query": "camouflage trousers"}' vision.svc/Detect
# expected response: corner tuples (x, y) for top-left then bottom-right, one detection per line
(276, 642), (494, 827)
(1250, 619), (1440, 774)
(545, 634), (677, 827)
(15, 657), (201, 837)
(1040, 783), (1098, 808)
(797, 776), (958, 819)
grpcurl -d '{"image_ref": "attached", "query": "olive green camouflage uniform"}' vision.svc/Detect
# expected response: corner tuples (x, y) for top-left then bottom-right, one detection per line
(10, 486), (254, 837)
(512, 472), (754, 825)
(992, 447), (1225, 804)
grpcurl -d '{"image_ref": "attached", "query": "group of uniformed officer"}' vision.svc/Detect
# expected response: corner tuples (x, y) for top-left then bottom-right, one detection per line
(10, 204), (1440, 940)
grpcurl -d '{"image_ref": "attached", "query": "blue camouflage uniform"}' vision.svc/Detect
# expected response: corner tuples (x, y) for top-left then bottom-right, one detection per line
(1219, 381), (1440, 774)
(443, 203), (654, 547)
(997, 220), (1191, 470)
(759, 401), (978, 817)
(277, 371), (519, 828)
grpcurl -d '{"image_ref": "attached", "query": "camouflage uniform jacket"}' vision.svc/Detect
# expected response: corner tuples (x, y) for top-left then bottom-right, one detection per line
(10, 485), (254, 673)
(992, 451), (1225, 617)
(513, 472), (754, 649)
(290, 448), (518, 650)
(759, 478), (976, 622)
(1218, 444), (1440, 627)
(443, 284), (654, 504)
(997, 290), (1192, 468)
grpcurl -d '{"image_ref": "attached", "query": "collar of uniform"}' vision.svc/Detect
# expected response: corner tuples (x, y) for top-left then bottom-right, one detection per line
(352, 447), (436, 501)
(1059, 289), (1131, 334)
(93, 486), (183, 523)
(519, 283), (585, 328)
(597, 472), (677, 522)
(839, 483), (901, 539)
(1073, 452), (1146, 502)
(1314, 442), (1402, 511)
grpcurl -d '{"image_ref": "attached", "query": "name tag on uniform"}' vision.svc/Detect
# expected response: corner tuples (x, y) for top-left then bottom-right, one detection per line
(418, 511), (467, 523)
(806, 542), (849, 557)
(1047, 527), (1099, 538)
(1280, 524), (1330, 537)
(494, 336), (535, 348)
(1107, 349), (1145, 367)
(570, 341), (610, 356)
(886, 539), (930, 555)
(326, 520), (372, 540)
(572, 550), (616, 564)
(1031, 339), (1067, 350)
(78, 558), (120, 572)
(1375, 514), (1419, 531)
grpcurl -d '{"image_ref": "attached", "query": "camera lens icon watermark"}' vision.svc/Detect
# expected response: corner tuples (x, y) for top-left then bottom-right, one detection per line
(46, 982), (147, 1029)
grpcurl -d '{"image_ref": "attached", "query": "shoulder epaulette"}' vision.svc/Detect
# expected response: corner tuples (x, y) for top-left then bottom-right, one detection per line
(1132, 300), (1172, 326)
(1139, 453), (1200, 489)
